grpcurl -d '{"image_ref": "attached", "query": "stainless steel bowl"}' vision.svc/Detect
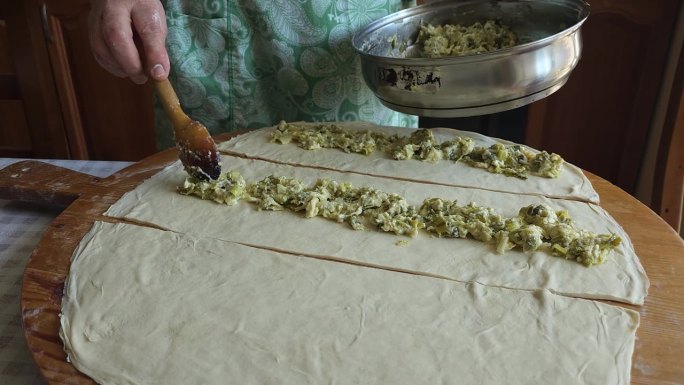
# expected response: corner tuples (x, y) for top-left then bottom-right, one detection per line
(352, 0), (589, 117)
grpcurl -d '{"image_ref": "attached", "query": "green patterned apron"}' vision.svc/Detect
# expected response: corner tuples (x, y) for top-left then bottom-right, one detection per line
(156, 0), (417, 149)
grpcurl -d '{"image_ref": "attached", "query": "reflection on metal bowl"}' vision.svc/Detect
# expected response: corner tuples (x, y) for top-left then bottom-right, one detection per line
(352, 0), (590, 117)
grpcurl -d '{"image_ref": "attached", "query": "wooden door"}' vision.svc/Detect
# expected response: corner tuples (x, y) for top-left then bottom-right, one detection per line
(526, 0), (682, 194)
(2, 0), (71, 158)
(0, 17), (33, 157)
(653, 39), (684, 233)
(11, 0), (158, 161)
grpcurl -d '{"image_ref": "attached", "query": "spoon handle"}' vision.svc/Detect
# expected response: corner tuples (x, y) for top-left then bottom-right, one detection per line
(154, 78), (192, 129)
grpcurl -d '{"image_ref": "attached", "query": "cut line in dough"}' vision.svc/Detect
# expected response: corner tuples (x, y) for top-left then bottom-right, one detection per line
(61, 221), (639, 385)
(105, 156), (648, 305)
(218, 122), (600, 203)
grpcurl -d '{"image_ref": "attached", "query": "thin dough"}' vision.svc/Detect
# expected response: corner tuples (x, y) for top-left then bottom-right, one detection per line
(105, 156), (648, 305)
(218, 122), (600, 203)
(61, 222), (639, 385)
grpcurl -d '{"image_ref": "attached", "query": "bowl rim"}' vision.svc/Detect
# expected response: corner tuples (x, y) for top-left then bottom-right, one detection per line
(352, 0), (590, 65)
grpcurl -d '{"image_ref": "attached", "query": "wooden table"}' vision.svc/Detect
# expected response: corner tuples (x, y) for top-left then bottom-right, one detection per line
(1, 141), (682, 385)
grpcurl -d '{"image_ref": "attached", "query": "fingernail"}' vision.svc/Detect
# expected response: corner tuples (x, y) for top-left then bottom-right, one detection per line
(132, 75), (148, 84)
(151, 64), (166, 79)
(112, 69), (127, 78)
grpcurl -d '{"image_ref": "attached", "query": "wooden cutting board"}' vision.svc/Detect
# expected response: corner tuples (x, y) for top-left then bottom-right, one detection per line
(1, 138), (683, 385)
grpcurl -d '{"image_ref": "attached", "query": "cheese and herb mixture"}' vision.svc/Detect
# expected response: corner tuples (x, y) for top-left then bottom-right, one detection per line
(179, 172), (620, 266)
(270, 121), (563, 179)
(247, 176), (424, 237)
(416, 20), (518, 58)
(178, 170), (246, 205)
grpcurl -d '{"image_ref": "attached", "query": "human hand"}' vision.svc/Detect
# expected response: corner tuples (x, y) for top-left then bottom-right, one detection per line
(88, 0), (169, 84)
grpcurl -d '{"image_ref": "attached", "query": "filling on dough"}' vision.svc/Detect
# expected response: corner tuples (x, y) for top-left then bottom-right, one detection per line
(416, 20), (518, 58)
(179, 172), (621, 266)
(270, 121), (563, 179)
(178, 170), (246, 205)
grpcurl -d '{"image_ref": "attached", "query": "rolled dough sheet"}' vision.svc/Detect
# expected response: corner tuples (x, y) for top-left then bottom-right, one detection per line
(105, 156), (648, 305)
(61, 221), (639, 385)
(218, 122), (600, 203)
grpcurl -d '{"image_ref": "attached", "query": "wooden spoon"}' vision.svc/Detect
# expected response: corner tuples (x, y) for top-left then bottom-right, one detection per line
(154, 78), (222, 180)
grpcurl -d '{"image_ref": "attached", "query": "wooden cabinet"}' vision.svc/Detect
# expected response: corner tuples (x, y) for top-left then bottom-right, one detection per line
(1, 2), (70, 159)
(1, 0), (157, 161)
(525, 0), (682, 195)
(0, 17), (33, 158)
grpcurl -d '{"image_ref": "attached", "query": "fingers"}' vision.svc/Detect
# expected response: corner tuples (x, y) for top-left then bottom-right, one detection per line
(88, 1), (127, 78)
(101, 2), (147, 84)
(88, 0), (168, 84)
(132, 1), (169, 80)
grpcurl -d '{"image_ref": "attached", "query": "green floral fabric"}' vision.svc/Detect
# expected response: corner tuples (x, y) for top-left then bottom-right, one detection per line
(156, 0), (418, 149)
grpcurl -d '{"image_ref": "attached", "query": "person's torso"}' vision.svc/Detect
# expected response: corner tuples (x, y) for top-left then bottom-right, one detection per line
(156, 0), (417, 149)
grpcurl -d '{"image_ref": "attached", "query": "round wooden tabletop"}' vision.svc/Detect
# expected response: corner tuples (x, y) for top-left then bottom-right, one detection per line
(1, 140), (682, 385)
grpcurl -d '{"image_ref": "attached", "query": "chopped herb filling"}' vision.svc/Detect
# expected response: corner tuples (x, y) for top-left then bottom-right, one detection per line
(417, 20), (518, 58)
(179, 171), (619, 266)
(270, 121), (564, 179)
(177, 170), (246, 206)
